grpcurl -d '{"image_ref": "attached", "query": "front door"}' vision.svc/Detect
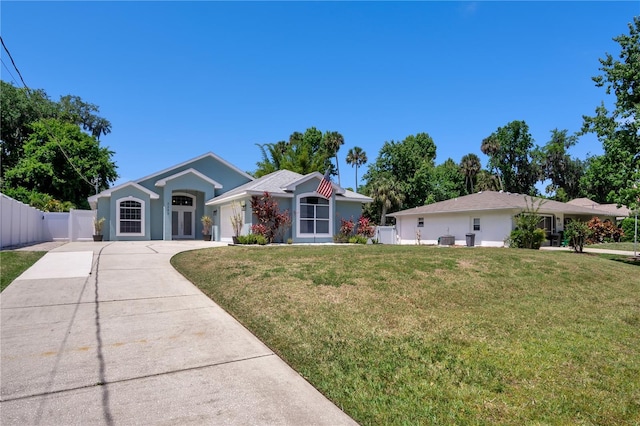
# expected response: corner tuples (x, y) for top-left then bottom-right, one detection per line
(171, 194), (195, 239)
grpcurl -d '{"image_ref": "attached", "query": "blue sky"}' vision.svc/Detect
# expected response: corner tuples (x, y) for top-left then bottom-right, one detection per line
(2, 1), (638, 191)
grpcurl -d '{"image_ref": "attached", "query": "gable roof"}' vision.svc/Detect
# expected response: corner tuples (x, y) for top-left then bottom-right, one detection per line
(136, 152), (254, 183)
(388, 191), (618, 218)
(567, 197), (632, 217)
(206, 169), (372, 205)
(88, 181), (160, 209)
(154, 168), (222, 188)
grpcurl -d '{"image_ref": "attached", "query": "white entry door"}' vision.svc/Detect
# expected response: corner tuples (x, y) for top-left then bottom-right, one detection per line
(171, 194), (196, 239)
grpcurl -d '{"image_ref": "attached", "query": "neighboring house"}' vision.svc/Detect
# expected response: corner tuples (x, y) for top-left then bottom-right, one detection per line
(566, 197), (632, 220)
(89, 153), (372, 243)
(206, 169), (372, 243)
(387, 191), (618, 247)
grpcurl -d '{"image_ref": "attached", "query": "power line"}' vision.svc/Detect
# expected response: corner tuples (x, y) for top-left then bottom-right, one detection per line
(1, 58), (19, 86)
(0, 36), (97, 191)
(0, 36), (28, 89)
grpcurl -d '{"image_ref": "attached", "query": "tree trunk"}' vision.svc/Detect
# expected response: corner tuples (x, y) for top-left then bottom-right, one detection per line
(381, 205), (387, 226)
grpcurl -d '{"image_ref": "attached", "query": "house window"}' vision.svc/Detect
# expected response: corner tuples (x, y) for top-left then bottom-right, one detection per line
(473, 218), (480, 231)
(298, 195), (330, 236)
(116, 197), (144, 236)
(172, 195), (193, 206)
(417, 217), (424, 227)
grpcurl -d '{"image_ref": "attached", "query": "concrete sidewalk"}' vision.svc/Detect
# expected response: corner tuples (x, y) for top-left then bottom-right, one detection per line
(1, 241), (357, 425)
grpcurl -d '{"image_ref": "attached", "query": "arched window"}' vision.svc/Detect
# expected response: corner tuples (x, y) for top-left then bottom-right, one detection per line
(116, 197), (144, 236)
(297, 193), (331, 238)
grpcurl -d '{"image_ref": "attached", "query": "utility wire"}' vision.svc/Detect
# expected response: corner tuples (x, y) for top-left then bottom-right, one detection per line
(1, 36), (97, 190)
(1, 36), (28, 89)
(1, 58), (19, 86)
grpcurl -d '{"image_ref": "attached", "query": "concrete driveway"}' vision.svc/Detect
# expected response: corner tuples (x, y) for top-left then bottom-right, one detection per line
(1, 241), (357, 425)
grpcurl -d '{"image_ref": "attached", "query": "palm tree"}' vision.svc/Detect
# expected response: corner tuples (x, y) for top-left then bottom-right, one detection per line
(346, 146), (368, 191)
(372, 177), (404, 226)
(481, 136), (504, 191)
(323, 131), (344, 185)
(459, 153), (482, 194)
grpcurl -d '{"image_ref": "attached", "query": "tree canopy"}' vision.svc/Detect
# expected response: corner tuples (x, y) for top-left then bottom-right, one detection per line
(254, 127), (339, 178)
(580, 16), (640, 208)
(482, 120), (539, 195)
(1, 81), (117, 209)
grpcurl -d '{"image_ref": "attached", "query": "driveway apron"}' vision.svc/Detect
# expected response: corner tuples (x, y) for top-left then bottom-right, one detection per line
(1, 241), (357, 425)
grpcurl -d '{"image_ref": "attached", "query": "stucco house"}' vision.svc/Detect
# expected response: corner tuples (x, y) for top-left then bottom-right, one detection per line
(89, 153), (372, 243)
(206, 169), (372, 243)
(387, 191), (618, 247)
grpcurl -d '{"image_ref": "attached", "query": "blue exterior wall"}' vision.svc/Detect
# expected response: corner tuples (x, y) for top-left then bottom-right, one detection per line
(108, 186), (155, 241)
(334, 201), (365, 234)
(99, 154), (252, 241)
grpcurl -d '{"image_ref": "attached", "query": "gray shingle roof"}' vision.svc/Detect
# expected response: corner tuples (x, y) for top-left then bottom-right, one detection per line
(388, 191), (619, 217)
(206, 170), (372, 204)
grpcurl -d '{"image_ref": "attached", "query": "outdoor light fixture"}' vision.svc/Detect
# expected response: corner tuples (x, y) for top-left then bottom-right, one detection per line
(213, 209), (217, 216)
(240, 201), (246, 211)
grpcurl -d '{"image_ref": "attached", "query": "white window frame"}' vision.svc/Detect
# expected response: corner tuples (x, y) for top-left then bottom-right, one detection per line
(296, 192), (332, 238)
(473, 217), (480, 231)
(116, 196), (145, 237)
(417, 217), (424, 227)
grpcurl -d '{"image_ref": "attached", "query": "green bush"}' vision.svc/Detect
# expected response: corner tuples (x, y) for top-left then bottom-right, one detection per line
(620, 217), (638, 242)
(237, 234), (268, 245)
(564, 220), (591, 253)
(508, 228), (546, 249)
(348, 235), (368, 244)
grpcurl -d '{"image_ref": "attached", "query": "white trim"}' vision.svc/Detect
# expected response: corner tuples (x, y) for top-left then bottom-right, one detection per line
(88, 181), (159, 205)
(155, 168), (222, 188)
(116, 196), (145, 237)
(283, 172), (345, 195)
(206, 190), (294, 206)
(296, 192), (333, 239)
(171, 192), (196, 239)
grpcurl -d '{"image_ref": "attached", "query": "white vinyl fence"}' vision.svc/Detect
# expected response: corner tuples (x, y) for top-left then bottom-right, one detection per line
(1, 192), (95, 249)
(375, 226), (398, 244)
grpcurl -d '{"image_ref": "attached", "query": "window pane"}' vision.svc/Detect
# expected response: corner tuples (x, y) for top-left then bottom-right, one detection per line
(316, 220), (329, 234)
(316, 206), (329, 219)
(120, 220), (141, 233)
(300, 205), (315, 218)
(300, 220), (314, 234)
(172, 195), (193, 206)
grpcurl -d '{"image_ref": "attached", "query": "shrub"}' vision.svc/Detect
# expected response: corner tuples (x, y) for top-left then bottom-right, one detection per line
(620, 217), (638, 242)
(509, 228), (546, 250)
(348, 235), (368, 244)
(586, 217), (623, 244)
(340, 218), (355, 236)
(509, 197), (546, 249)
(250, 192), (291, 243)
(356, 216), (375, 238)
(237, 234), (268, 245)
(564, 220), (591, 253)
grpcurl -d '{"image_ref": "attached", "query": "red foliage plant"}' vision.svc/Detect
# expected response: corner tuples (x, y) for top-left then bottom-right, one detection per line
(356, 216), (375, 238)
(586, 216), (624, 244)
(250, 192), (291, 243)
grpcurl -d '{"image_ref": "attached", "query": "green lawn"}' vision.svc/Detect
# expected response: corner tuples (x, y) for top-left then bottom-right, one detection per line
(0, 251), (46, 292)
(172, 245), (640, 425)
(587, 241), (638, 252)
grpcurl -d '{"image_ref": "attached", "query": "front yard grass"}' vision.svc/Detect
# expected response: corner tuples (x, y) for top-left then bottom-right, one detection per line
(173, 245), (640, 425)
(0, 251), (45, 292)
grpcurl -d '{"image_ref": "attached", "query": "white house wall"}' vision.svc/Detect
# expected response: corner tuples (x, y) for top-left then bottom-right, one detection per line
(396, 212), (514, 247)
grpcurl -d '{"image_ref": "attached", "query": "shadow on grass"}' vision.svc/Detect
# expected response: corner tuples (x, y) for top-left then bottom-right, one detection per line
(597, 253), (640, 267)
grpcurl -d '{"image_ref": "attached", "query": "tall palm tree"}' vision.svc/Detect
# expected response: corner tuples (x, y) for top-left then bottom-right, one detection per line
(480, 136), (504, 191)
(323, 131), (344, 185)
(346, 146), (368, 191)
(372, 177), (404, 226)
(459, 153), (482, 194)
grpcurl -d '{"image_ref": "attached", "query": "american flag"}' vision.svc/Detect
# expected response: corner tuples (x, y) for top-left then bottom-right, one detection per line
(316, 168), (333, 199)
